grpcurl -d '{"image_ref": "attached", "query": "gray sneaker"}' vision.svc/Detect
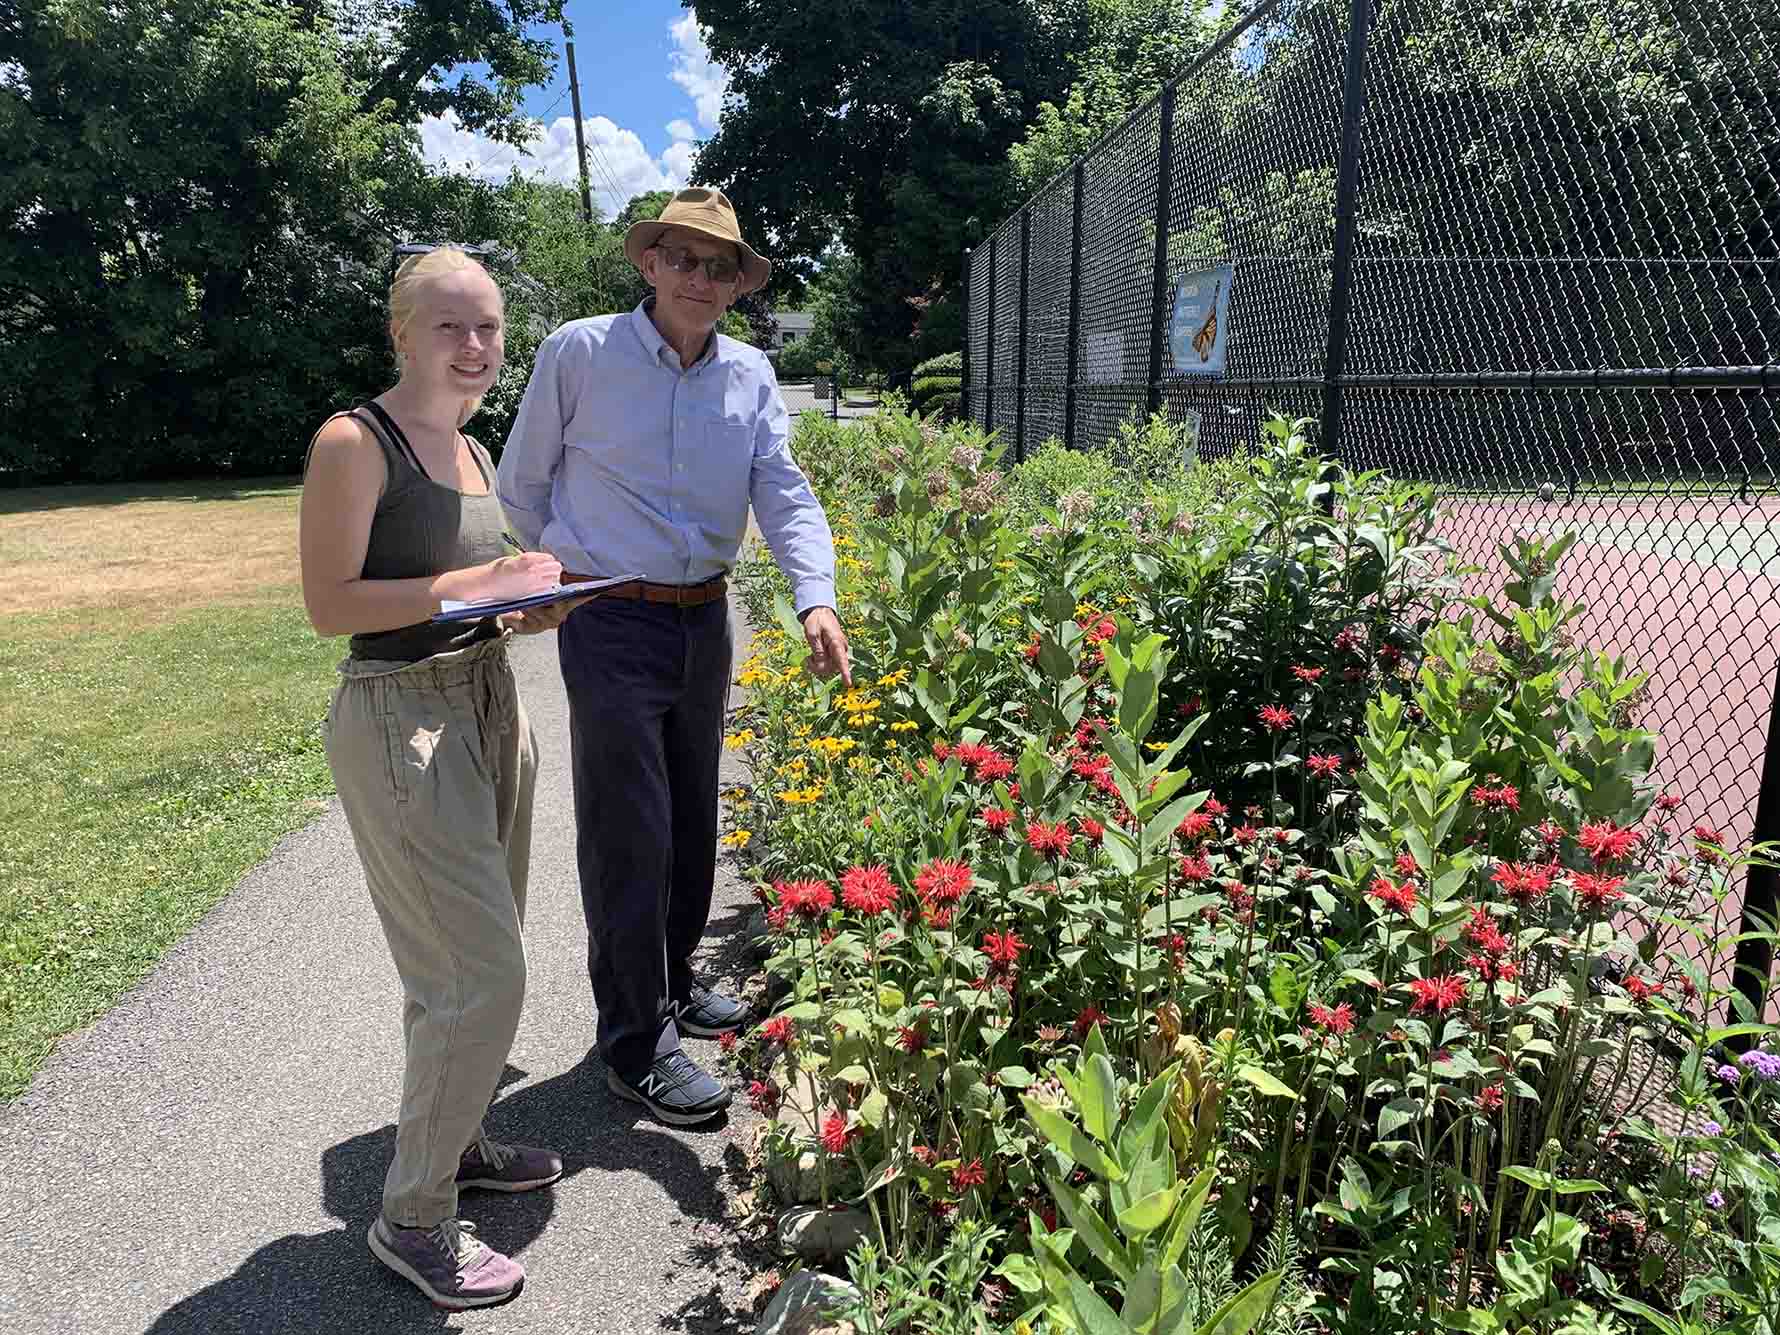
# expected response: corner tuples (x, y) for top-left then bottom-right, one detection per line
(606, 1049), (732, 1126)
(367, 1216), (524, 1310)
(457, 1135), (564, 1192)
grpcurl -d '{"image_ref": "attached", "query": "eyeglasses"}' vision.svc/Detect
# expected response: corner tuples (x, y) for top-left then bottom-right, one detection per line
(652, 243), (741, 284)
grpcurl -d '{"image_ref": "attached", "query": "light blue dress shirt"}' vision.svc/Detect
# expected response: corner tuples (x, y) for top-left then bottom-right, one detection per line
(496, 300), (837, 615)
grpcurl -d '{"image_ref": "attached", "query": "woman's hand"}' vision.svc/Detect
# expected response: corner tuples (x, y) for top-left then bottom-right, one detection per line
(480, 551), (561, 601)
(499, 596), (593, 635)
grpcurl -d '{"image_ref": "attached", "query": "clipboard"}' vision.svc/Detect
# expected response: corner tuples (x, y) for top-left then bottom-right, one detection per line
(432, 573), (646, 624)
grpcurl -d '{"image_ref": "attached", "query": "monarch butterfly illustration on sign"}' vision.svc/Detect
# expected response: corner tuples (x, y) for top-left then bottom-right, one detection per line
(1168, 264), (1234, 377)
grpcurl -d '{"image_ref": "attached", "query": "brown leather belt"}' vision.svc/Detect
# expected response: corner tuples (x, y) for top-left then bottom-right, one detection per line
(561, 574), (728, 607)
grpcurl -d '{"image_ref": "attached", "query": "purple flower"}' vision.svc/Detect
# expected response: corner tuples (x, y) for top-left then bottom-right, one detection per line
(1715, 1063), (1742, 1083)
(1706, 1190), (1725, 1209)
(1738, 1049), (1780, 1081)
(1701, 1120), (1723, 1137)
(1688, 1164), (1707, 1181)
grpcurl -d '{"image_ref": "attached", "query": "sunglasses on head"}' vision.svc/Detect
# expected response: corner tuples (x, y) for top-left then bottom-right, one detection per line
(653, 243), (741, 284)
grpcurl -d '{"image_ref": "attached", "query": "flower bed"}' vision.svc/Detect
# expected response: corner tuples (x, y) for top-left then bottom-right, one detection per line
(726, 405), (1780, 1335)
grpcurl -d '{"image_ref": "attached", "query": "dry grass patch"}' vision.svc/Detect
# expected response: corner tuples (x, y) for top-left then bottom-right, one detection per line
(0, 478), (304, 616)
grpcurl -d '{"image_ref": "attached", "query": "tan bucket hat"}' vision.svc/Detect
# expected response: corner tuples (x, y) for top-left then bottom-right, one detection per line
(624, 187), (771, 294)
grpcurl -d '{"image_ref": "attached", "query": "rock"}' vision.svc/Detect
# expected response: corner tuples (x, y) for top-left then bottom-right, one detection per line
(756, 1268), (860, 1335)
(777, 1204), (874, 1262)
(766, 1144), (826, 1205)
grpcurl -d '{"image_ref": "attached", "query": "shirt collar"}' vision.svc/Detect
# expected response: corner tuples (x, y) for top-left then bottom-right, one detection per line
(632, 297), (719, 371)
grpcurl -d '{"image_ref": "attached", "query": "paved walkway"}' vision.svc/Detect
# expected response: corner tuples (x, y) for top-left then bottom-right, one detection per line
(0, 614), (770, 1334)
(777, 382), (881, 422)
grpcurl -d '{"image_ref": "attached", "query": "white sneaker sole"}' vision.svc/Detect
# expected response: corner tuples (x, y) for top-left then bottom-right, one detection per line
(457, 1167), (564, 1193)
(366, 1223), (522, 1310)
(605, 1067), (731, 1126)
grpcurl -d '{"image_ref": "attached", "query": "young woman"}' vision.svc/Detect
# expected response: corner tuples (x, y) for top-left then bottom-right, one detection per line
(299, 246), (576, 1310)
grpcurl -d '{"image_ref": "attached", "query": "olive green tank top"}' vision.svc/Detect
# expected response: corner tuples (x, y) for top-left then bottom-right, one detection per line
(319, 402), (508, 663)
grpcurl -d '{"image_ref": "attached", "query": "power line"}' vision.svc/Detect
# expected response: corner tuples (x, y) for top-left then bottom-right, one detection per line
(456, 86), (572, 182)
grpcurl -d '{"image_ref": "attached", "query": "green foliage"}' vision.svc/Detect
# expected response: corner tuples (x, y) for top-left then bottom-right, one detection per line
(915, 351), (964, 378)
(692, 0), (1093, 372)
(1008, 0), (1214, 196)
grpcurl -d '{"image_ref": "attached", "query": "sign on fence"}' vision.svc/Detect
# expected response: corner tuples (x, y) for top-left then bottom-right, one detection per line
(1168, 263), (1234, 376)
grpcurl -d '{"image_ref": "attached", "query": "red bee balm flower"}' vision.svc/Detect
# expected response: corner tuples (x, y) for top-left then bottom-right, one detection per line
(1291, 665), (1324, 683)
(951, 1159), (988, 1192)
(982, 930), (1028, 965)
(1259, 705), (1295, 731)
(1176, 811), (1215, 841)
(1409, 975), (1468, 1014)
(1306, 752), (1342, 778)
(982, 806), (1014, 834)
(1478, 1084), (1505, 1112)
(780, 879), (835, 919)
(914, 858), (974, 904)
(1025, 821), (1073, 860)
(1492, 861), (1554, 905)
(1072, 1005), (1107, 1040)
(1368, 876), (1418, 915)
(760, 1015), (796, 1047)
(819, 1111), (852, 1154)
(841, 865), (899, 916)
(896, 1024), (928, 1053)
(1577, 820), (1639, 865)
(1076, 816), (1104, 845)
(1177, 854), (1213, 883)
(1307, 1001), (1355, 1035)
(1572, 872), (1626, 907)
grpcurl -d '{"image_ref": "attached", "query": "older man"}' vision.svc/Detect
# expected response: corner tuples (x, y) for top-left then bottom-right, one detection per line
(498, 188), (850, 1125)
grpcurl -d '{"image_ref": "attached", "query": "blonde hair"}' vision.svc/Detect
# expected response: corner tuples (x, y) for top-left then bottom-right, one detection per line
(388, 246), (501, 428)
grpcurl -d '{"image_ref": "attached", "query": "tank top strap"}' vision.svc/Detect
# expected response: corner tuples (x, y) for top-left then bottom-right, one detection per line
(461, 433), (496, 491)
(354, 401), (427, 480)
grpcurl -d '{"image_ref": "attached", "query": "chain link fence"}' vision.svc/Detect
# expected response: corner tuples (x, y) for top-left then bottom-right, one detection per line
(962, 0), (1780, 1017)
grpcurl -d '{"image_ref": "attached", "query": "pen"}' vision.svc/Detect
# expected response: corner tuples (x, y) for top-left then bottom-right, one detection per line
(500, 532), (523, 554)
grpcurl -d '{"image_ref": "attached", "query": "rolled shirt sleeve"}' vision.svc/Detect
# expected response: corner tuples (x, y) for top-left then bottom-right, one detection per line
(495, 330), (570, 551)
(748, 372), (837, 616)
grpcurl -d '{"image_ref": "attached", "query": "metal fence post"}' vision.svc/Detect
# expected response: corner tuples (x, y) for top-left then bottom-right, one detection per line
(1320, 0), (1377, 467)
(1065, 162), (1084, 451)
(960, 246), (972, 426)
(1733, 671), (1780, 1027)
(1016, 211), (1031, 464)
(985, 233), (998, 435)
(1146, 83), (1178, 418)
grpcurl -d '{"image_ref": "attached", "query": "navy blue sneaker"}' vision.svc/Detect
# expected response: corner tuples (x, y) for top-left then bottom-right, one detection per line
(606, 1049), (732, 1126)
(674, 983), (751, 1038)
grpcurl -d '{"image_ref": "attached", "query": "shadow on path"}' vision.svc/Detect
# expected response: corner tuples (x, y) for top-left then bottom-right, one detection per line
(144, 1056), (743, 1334)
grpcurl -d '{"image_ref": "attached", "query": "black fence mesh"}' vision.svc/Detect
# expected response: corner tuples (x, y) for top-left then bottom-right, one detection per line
(963, 0), (1780, 1021)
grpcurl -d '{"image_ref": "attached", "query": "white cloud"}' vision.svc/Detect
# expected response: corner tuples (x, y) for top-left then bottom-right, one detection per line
(418, 110), (691, 217)
(668, 10), (728, 132)
(666, 118), (697, 142)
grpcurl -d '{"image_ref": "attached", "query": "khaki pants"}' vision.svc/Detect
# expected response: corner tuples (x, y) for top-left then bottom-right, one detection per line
(324, 634), (537, 1228)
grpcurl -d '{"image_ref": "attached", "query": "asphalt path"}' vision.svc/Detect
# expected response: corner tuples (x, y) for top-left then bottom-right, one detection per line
(0, 611), (771, 1334)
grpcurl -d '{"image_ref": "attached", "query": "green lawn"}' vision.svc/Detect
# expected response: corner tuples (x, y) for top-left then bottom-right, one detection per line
(0, 595), (341, 1100)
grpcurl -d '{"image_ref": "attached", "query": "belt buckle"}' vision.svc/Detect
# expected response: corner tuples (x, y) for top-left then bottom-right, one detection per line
(676, 584), (692, 608)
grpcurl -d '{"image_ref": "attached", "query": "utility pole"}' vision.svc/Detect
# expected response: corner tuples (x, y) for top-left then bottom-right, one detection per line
(564, 34), (593, 225)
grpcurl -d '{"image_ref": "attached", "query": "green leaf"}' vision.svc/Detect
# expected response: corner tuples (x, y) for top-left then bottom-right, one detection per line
(1377, 1097), (1420, 1138)
(1067, 1274), (1129, 1335)
(1236, 1065), (1299, 1100)
(1083, 1053), (1118, 1144)
(1049, 1172), (1135, 1283)
(1022, 1096), (1125, 1182)
(997, 1065), (1035, 1089)
(1117, 1183), (1182, 1239)
(1192, 1269), (1283, 1335)
(857, 1088), (889, 1130)
(1161, 1167), (1216, 1271)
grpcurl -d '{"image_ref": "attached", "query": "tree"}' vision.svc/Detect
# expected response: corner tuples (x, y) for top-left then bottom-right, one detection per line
(691, 0), (1096, 373)
(1008, 0), (1214, 196)
(329, 0), (569, 143)
(0, 0), (419, 479)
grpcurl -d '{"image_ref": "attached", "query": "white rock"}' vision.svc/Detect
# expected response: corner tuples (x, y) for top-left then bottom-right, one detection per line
(756, 1268), (860, 1335)
(777, 1204), (874, 1262)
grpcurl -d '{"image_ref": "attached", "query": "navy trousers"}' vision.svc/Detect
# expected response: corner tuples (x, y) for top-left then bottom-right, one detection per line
(557, 596), (732, 1076)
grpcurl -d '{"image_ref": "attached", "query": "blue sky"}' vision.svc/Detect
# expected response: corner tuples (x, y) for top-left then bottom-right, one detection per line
(419, 2), (728, 219)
